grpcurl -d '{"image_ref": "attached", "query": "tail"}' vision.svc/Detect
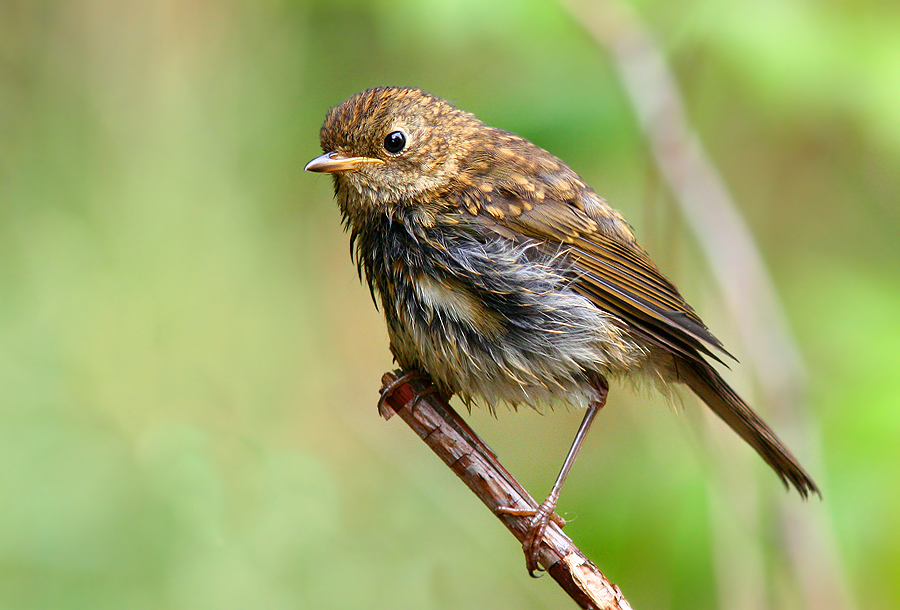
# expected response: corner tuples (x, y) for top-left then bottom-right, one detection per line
(678, 357), (820, 498)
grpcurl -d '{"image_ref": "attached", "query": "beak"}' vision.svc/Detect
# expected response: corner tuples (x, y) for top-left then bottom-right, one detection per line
(305, 151), (384, 173)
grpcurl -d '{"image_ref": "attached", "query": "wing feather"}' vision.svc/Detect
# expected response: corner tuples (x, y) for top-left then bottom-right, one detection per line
(475, 194), (734, 365)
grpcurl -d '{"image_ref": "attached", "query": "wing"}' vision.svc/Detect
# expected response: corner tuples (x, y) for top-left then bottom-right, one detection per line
(462, 187), (734, 366)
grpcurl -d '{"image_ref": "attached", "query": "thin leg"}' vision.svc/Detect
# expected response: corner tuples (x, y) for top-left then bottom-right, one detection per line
(523, 374), (609, 576)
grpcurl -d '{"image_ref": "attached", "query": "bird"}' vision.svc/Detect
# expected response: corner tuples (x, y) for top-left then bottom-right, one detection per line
(305, 86), (819, 575)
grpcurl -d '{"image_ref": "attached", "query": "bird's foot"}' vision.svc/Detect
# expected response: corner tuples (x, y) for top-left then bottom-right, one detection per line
(378, 370), (438, 419)
(498, 498), (566, 577)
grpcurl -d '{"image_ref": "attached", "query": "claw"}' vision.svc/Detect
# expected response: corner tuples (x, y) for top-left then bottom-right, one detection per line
(497, 505), (566, 528)
(497, 500), (565, 576)
(378, 370), (426, 419)
(404, 384), (439, 411)
(524, 499), (557, 576)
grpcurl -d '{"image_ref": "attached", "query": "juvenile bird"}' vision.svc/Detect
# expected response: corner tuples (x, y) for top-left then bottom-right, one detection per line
(306, 86), (819, 574)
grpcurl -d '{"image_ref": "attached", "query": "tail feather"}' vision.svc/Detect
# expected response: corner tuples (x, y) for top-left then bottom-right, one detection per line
(678, 357), (820, 498)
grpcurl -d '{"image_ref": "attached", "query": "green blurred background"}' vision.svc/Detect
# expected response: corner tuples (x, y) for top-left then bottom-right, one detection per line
(1, 0), (898, 608)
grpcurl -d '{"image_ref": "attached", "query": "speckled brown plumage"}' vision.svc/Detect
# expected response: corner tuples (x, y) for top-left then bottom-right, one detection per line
(306, 86), (818, 573)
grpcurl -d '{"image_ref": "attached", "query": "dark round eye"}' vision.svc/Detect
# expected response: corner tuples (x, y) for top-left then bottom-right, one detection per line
(383, 130), (407, 154)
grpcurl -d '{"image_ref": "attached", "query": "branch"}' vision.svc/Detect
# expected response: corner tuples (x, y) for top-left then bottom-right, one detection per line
(559, 3), (851, 609)
(379, 371), (633, 610)
(562, 0), (807, 395)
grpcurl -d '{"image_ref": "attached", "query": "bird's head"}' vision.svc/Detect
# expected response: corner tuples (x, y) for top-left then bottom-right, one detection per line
(306, 87), (484, 212)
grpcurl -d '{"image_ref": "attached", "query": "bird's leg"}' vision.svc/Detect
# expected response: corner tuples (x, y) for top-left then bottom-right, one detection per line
(519, 374), (609, 576)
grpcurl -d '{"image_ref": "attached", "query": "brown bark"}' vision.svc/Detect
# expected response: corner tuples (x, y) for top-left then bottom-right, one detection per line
(379, 371), (633, 610)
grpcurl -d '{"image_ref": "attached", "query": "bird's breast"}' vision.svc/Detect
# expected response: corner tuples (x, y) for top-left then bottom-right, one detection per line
(412, 274), (506, 340)
(352, 213), (645, 408)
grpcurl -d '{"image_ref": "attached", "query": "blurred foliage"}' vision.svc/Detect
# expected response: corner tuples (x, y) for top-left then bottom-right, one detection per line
(1, 0), (898, 608)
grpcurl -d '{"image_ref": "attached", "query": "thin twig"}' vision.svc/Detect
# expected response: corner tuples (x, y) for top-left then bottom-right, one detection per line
(379, 371), (633, 610)
(559, 2), (852, 609)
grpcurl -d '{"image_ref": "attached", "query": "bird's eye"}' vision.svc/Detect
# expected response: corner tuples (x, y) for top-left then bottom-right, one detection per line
(383, 130), (407, 154)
